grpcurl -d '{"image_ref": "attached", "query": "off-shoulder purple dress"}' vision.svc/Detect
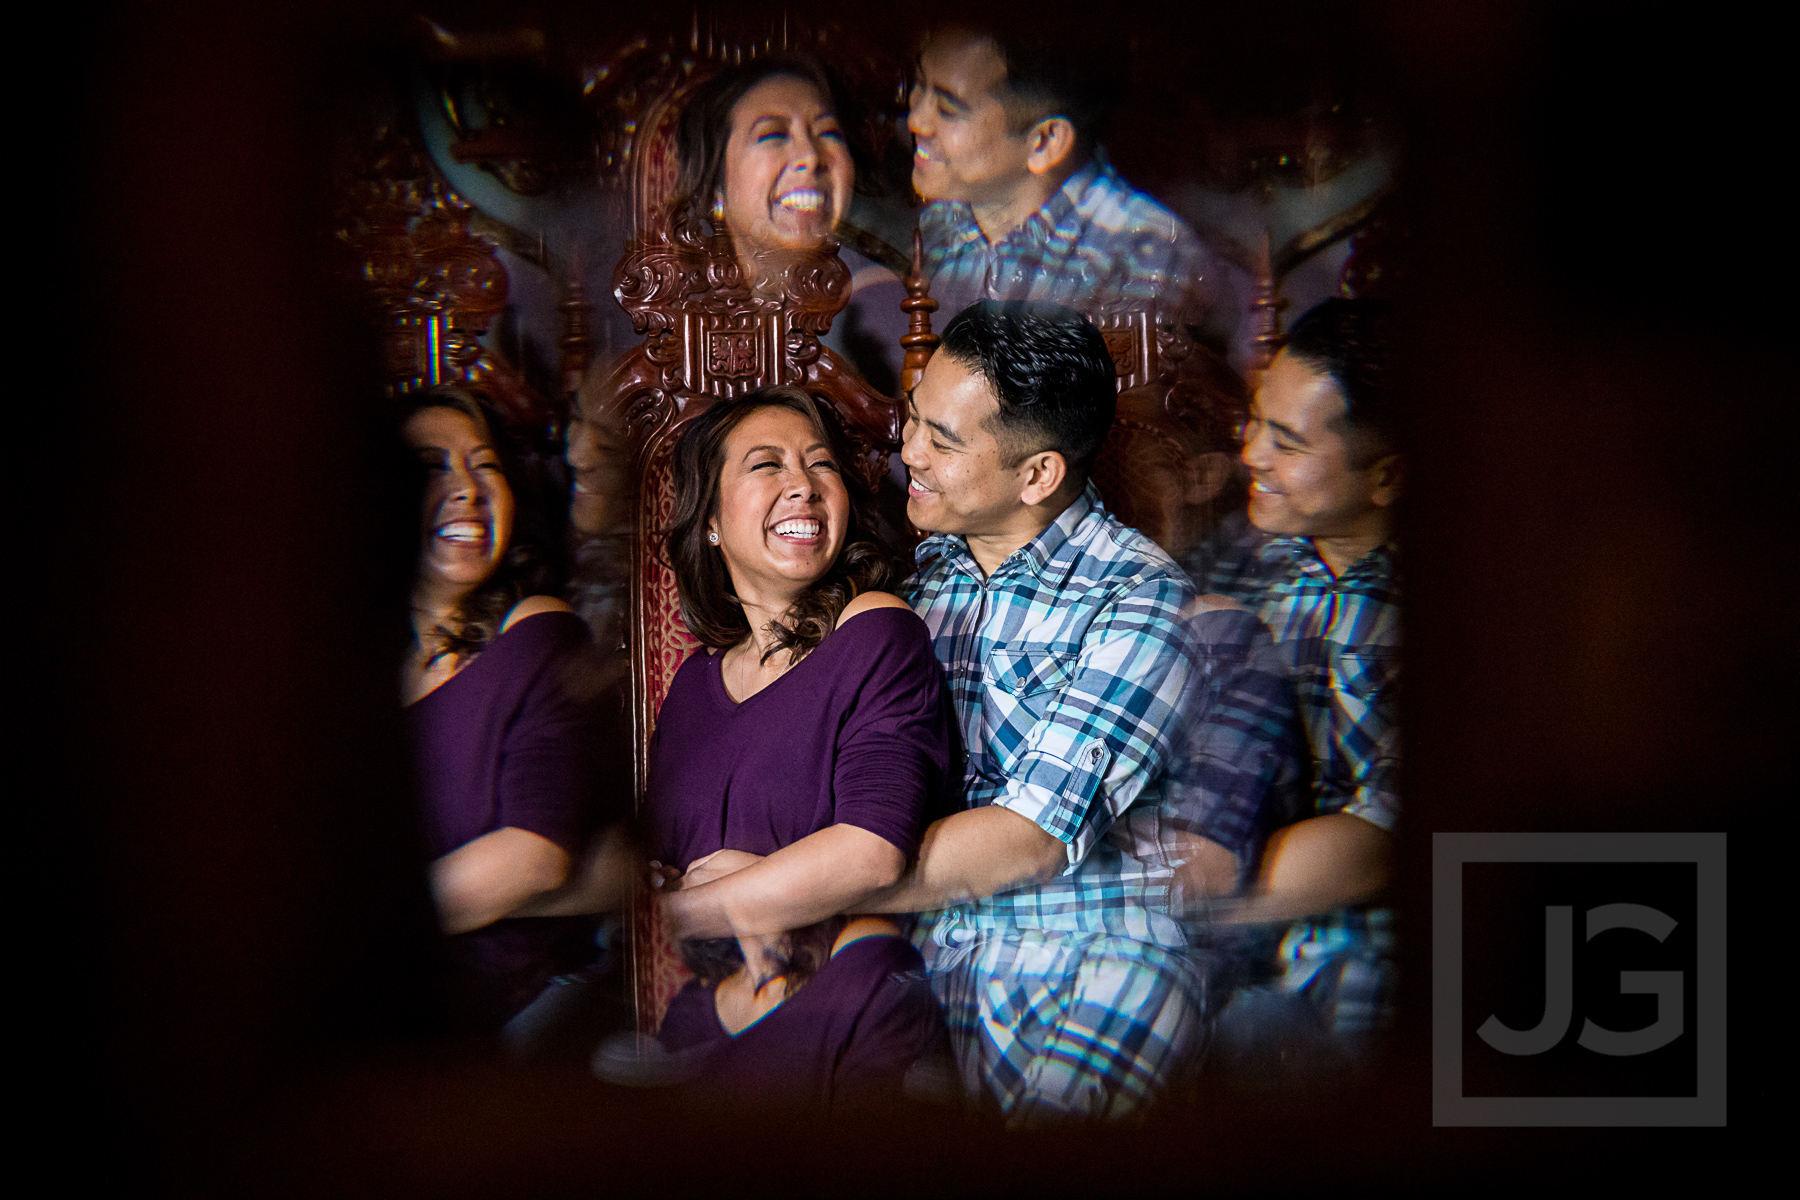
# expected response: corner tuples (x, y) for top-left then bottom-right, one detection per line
(410, 610), (619, 1026)
(645, 606), (954, 1104)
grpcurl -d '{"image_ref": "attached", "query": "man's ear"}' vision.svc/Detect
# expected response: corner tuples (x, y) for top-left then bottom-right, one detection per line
(1017, 449), (1069, 506)
(1025, 117), (1078, 176)
(1368, 453), (1403, 508)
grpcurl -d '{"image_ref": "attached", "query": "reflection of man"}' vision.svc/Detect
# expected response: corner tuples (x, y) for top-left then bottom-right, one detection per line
(857, 301), (1237, 1122)
(1206, 299), (1401, 1049)
(909, 24), (1212, 321)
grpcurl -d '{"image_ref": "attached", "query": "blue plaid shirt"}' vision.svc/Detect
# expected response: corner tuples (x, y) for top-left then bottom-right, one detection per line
(903, 484), (1201, 949)
(920, 152), (1212, 323)
(1207, 532), (1401, 993)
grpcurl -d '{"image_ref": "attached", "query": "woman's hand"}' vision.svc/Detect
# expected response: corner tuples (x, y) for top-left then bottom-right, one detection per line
(647, 860), (684, 892)
(678, 848), (765, 891)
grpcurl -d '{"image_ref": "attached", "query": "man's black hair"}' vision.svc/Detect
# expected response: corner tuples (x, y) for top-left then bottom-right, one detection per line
(1282, 298), (1399, 454)
(930, 23), (1126, 142)
(938, 300), (1118, 478)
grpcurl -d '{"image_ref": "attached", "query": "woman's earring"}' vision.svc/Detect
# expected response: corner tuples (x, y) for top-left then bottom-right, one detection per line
(710, 195), (725, 223)
(707, 531), (719, 545)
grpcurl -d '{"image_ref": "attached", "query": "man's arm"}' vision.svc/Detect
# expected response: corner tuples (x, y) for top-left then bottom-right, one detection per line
(1215, 811), (1392, 925)
(871, 570), (1196, 912)
(854, 805), (1067, 914)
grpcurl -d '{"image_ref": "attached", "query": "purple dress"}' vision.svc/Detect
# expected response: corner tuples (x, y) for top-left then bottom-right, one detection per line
(645, 607), (954, 1098)
(410, 610), (619, 1026)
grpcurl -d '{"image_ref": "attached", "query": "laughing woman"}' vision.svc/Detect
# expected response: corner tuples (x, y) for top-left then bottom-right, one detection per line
(402, 388), (621, 1031)
(670, 56), (909, 394)
(644, 386), (952, 1111)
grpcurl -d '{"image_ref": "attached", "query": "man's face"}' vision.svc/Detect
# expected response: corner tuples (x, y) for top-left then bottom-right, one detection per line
(907, 32), (1033, 206)
(901, 351), (1029, 536)
(1241, 349), (1394, 539)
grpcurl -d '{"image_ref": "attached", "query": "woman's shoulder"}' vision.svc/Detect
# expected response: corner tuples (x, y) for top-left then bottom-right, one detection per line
(500, 595), (577, 633)
(834, 590), (914, 627)
(482, 597), (589, 666)
(828, 593), (932, 660)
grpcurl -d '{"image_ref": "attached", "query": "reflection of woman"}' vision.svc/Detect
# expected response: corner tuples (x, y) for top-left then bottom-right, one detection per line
(644, 386), (951, 1109)
(402, 389), (620, 1029)
(672, 57), (907, 392)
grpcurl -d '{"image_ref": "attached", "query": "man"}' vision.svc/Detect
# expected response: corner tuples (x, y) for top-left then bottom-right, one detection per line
(855, 300), (1246, 1122)
(1205, 298), (1402, 1048)
(908, 24), (1212, 322)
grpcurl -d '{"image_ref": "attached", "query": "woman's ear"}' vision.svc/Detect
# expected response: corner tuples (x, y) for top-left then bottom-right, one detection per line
(1025, 117), (1078, 177)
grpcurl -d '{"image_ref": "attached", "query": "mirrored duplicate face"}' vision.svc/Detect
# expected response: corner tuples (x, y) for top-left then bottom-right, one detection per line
(709, 406), (852, 604)
(565, 386), (632, 536)
(907, 31), (1033, 206)
(407, 406), (515, 594)
(1240, 349), (1391, 539)
(721, 75), (853, 254)
(901, 350), (1030, 537)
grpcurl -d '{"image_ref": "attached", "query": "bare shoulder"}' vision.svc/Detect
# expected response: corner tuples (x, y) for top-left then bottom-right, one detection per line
(500, 594), (575, 633)
(835, 590), (914, 627)
(1180, 593), (1247, 620)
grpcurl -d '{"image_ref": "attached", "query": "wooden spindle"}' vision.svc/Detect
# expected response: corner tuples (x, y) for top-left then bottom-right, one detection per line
(558, 253), (594, 404)
(899, 227), (940, 397)
(1248, 227), (1286, 379)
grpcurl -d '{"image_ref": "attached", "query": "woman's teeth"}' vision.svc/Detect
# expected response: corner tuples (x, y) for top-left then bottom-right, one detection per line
(773, 519), (821, 538)
(777, 189), (825, 213)
(438, 521), (487, 542)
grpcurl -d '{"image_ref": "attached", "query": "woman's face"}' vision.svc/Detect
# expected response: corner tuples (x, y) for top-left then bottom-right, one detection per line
(719, 74), (853, 254)
(406, 406), (514, 597)
(709, 405), (851, 606)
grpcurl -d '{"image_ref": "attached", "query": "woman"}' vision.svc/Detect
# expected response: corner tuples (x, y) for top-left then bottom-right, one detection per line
(672, 56), (907, 391)
(402, 388), (622, 1030)
(643, 386), (952, 1110)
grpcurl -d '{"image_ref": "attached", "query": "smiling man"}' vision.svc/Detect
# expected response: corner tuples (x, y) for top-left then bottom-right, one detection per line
(1205, 298), (1403, 1051)
(909, 23), (1212, 323)
(853, 300), (1229, 1122)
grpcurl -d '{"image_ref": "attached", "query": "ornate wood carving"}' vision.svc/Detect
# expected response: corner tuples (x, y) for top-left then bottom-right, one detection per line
(335, 123), (556, 432)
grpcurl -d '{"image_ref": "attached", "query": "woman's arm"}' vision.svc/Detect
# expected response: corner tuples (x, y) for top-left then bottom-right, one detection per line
(430, 826), (570, 934)
(660, 823), (905, 940)
(508, 822), (634, 918)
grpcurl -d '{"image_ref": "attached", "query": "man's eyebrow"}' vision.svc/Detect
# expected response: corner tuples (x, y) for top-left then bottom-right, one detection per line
(926, 417), (965, 447)
(1266, 419), (1309, 446)
(929, 82), (973, 112)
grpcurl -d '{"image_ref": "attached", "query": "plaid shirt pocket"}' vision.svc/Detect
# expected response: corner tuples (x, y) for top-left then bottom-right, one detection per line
(987, 648), (1075, 697)
(1333, 645), (1397, 701)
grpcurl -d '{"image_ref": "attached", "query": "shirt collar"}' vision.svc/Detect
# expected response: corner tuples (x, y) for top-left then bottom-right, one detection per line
(1259, 536), (1398, 582)
(914, 483), (1099, 588)
(926, 154), (1110, 253)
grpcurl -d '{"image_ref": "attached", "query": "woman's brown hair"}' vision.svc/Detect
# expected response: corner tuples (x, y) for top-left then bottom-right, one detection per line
(665, 386), (896, 663)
